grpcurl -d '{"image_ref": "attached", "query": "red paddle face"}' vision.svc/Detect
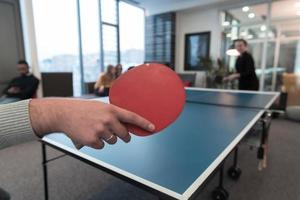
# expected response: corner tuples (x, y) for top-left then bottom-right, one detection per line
(109, 63), (186, 136)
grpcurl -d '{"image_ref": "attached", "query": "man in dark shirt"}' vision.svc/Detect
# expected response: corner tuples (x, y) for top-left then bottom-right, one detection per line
(224, 39), (259, 91)
(0, 60), (39, 104)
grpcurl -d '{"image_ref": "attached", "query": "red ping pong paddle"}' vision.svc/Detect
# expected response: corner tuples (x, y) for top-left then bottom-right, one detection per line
(109, 63), (186, 136)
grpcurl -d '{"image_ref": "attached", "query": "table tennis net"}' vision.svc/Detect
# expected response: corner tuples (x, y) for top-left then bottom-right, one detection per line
(185, 90), (277, 110)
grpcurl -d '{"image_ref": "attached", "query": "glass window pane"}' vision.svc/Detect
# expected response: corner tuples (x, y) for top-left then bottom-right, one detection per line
(119, 2), (145, 70)
(80, 0), (101, 83)
(279, 41), (299, 73)
(101, 0), (117, 24)
(32, 0), (81, 96)
(102, 25), (118, 66)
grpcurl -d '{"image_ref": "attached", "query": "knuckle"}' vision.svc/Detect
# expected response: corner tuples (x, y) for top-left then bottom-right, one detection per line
(95, 124), (104, 133)
(86, 137), (96, 146)
(105, 105), (115, 114)
(102, 115), (114, 125)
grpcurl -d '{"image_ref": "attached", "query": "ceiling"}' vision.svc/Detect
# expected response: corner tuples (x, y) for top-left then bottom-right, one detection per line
(228, 0), (300, 25)
(224, 0), (300, 40)
(133, 0), (232, 15)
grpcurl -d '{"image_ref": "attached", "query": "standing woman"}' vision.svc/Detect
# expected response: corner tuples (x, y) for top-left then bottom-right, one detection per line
(223, 39), (259, 91)
(94, 65), (116, 96)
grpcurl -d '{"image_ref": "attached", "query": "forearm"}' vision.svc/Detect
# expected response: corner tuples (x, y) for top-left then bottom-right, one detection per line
(0, 98), (74, 150)
(1, 97), (154, 150)
(0, 100), (35, 150)
(233, 73), (240, 79)
(29, 98), (65, 137)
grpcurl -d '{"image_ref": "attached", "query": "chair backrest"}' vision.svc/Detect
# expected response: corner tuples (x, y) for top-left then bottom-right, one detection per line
(41, 72), (73, 97)
(177, 73), (197, 87)
(85, 82), (96, 94)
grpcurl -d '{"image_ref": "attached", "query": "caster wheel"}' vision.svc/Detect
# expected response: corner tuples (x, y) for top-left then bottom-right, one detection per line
(212, 187), (229, 200)
(227, 166), (242, 180)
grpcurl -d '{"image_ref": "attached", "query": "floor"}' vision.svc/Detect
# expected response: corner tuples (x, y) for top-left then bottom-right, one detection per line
(0, 118), (299, 200)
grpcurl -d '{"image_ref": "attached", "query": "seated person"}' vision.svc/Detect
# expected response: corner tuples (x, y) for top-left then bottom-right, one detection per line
(94, 65), (116, 96)
(115, 63), (123, 78)
(0, 60), (39, 104)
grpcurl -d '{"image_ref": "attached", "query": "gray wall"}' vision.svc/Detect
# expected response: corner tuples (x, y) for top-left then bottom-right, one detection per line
(0, 0), (25, 93)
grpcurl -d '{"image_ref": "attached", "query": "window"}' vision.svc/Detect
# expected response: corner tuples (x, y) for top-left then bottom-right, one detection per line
(32, 0), (144, 95)
(102, 25), (118, 66)
(119, 2), (145, 70)
(32, 0), (81, 96)
(79, 0), (101, 83)
(101, 0), (119, 69)
(101, 0), (117, 24)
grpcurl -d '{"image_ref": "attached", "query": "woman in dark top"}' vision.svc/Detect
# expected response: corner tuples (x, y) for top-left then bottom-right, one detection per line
(224, 39), (259, 91)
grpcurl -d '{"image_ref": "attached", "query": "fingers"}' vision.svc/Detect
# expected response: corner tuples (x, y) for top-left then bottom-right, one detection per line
(101, 129), (118, 144)
(109, 119), (131, 143)
(112, 106), (155, 132)
(87, 137), (105, 149)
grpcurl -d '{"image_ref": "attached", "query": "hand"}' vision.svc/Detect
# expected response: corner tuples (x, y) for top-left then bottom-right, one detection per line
(98, 86), (104, 93)
(7, 87), (21, 94)
(222, 77), (229, 82)
(223, 73), (240, 82)
(29, 98), (155, 149)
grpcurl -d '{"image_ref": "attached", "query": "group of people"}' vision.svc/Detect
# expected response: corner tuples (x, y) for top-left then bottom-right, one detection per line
(94, 64), (135, 96)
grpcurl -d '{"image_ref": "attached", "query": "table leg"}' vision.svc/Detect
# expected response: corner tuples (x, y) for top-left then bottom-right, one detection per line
(258, 114), (271, 171)
(211, 162), (229, 200)
(42, 143), (49, 200)
(227, 147), (242, 180)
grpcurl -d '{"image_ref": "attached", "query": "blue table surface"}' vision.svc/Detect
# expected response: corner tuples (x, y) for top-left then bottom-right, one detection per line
(44, 90), (276, 195)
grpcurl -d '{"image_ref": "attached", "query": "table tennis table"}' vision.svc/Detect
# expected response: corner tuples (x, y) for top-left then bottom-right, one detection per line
(41, 88), (279, 200)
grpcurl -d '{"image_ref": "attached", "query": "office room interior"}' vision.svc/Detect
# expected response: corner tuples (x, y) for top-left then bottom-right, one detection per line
(0, 0), (299, 200)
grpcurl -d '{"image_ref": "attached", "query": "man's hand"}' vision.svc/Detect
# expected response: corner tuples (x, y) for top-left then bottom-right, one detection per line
(7, 87), (21, 94)
(29, 98), (155, 149)
(223, 73), (240, 82)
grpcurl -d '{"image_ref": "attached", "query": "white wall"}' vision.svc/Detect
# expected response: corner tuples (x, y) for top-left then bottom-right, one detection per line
(175, 6), (221, 87)
(175, 8), (221, 72)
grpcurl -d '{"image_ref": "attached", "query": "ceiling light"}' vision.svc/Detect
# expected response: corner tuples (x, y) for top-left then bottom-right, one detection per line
(242, 6), (250, 12)
(260, 25), (267, 31)
(222, 21), (230, 26)
(248, 13), (255, 19)
(240, 31), (247, 36)
(232, 20), (238, 25)
(247, 34), (254, 39)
